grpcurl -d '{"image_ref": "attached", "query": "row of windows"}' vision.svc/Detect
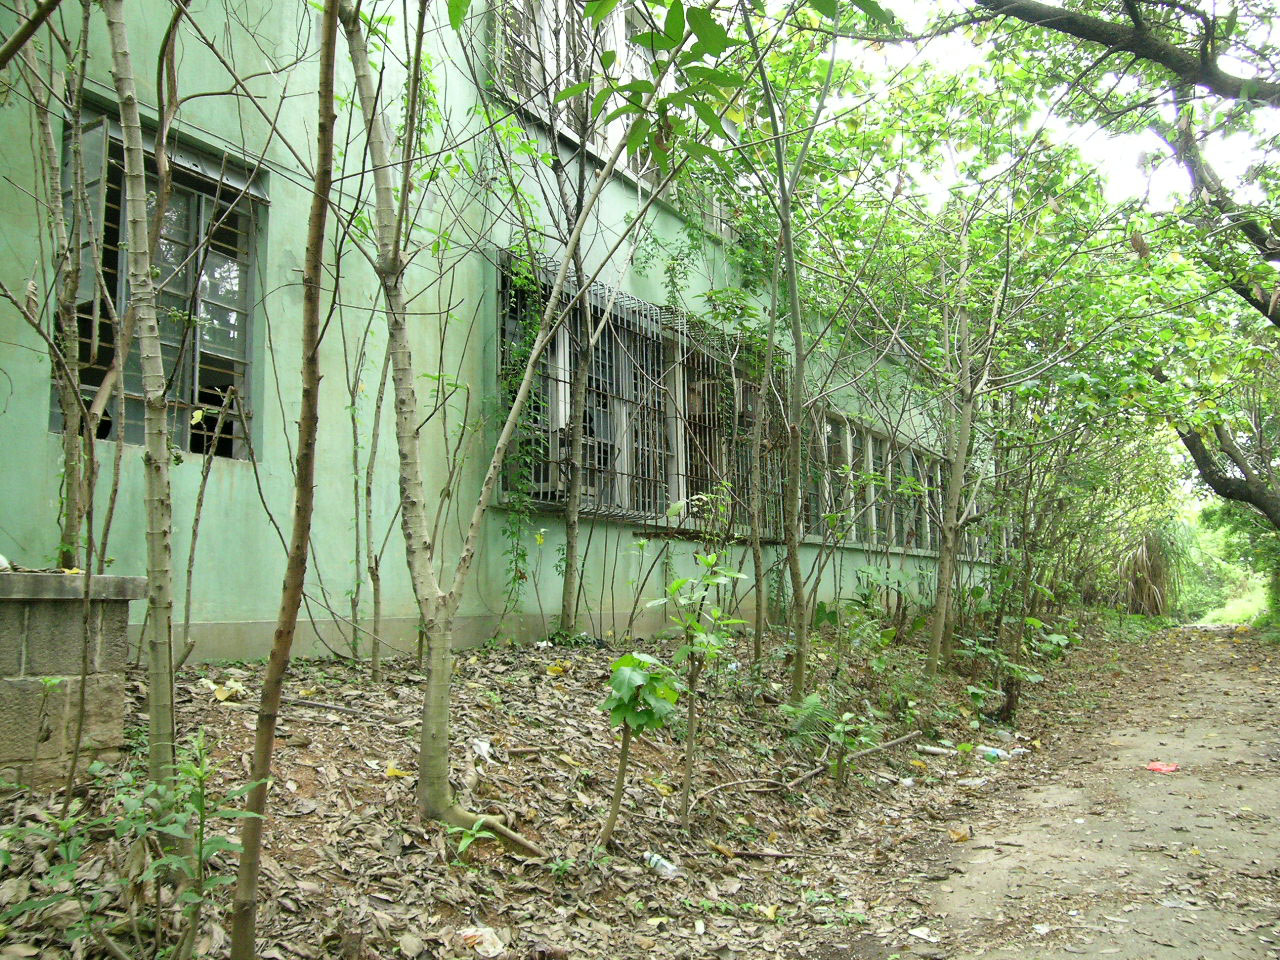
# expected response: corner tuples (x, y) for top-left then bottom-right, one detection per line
(42, 120), (972, 560)
(499, 255), (965, 553)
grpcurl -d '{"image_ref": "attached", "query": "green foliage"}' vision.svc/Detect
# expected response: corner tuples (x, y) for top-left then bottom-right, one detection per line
(601, 652), (681, 732)
(649, 551), (746, 670)
(446, 820), (498, 860)
(1, 732), (256, 949)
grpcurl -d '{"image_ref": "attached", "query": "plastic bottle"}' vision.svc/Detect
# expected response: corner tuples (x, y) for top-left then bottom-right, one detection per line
(642, 851), (682, 878)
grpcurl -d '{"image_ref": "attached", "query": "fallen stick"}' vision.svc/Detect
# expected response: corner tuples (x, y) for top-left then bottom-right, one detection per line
(477, 814), (550, 860)
(280, 696), (384, 719)
(689, 777), (789, 815)
(748, 730), (923, 794)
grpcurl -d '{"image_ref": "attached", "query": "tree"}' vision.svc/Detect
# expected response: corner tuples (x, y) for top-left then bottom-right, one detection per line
(227, 0), (339, 953)
(954, 0), (1280, 533)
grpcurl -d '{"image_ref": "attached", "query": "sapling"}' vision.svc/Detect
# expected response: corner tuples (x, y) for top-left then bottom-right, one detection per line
(596, 653), (680, 846)
(647, 553), (745, 827)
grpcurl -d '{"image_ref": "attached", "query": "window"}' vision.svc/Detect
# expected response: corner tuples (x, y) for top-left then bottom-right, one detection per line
(491, 0), (730, 238)
(498, 256), (950, 552)
(804, 413), (849, 539)
(53, 115), (259, 458)
(500, 254), (670, 518)
(869, 435), (890, 543)
(492, 0), (623, 151)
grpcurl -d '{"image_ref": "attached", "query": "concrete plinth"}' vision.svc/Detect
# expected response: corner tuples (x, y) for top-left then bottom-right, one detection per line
(0, 573), (145, 784)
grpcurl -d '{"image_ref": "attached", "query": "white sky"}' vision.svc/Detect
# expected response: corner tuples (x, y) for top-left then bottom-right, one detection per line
(850, 0), (1267, 210)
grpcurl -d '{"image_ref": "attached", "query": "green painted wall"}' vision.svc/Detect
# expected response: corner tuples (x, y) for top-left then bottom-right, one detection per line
(0, 2), (972, 662)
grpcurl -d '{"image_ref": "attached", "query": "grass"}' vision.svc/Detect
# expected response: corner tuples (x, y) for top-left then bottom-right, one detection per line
(1201, 578), (1268, 624)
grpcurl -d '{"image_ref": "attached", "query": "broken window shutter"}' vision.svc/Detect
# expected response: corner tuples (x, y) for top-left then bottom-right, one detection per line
(60, 117), (110, 309)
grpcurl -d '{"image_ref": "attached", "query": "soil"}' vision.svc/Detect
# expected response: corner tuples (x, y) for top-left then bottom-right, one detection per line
(810, 625), (1280, 960)
(2, 623), (1277, 959)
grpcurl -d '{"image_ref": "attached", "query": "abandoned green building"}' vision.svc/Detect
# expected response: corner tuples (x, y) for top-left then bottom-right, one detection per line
(0, 1), (983, 661)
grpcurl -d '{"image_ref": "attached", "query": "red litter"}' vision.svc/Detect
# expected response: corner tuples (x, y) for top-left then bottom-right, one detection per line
(1146, 761), (1180, 774)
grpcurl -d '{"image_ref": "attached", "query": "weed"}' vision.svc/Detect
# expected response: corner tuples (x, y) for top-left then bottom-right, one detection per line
(445, 820), (497, 860)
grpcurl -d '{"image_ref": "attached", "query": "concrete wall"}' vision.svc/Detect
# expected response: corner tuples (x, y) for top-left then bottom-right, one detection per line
(0, 574), (143, 783)
(0, 2), (975, 662)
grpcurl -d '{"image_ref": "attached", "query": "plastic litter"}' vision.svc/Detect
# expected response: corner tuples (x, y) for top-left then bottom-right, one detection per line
(1146, 761), (1179, 774)
(456, 926), (505, 958)
(916, 745), (957, 757)
(974, 745), (1012, 760)
(642, 851), (683, 878)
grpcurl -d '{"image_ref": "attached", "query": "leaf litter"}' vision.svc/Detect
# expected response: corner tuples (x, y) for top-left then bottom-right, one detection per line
(3, 626), (1244, 960)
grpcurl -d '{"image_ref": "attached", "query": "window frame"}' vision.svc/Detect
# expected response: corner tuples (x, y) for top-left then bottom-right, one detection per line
(50, 110), (263, 459)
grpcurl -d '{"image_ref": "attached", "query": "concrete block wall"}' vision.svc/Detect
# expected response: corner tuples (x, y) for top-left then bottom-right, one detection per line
(0, 573), (145, 784)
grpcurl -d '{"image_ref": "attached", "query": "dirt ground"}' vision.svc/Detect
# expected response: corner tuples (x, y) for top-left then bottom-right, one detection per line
(816, 625), (1280, 960)
(4, 623), (1278, 959)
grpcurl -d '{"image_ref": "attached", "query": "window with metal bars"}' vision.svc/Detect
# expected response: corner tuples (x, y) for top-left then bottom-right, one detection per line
(497, 258), (950, 550)
(499, 255), (670, 519)
(804, 413), (851, 539)
(490, 0), (728, 229)
(50, 116), (258, 458)
(491, 0), (619, 152)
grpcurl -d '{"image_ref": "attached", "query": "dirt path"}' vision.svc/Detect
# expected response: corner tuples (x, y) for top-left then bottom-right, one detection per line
(836, 626), (1280, 960)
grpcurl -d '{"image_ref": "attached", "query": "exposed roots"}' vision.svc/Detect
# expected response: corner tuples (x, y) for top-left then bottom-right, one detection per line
(439, 804), (550, 860)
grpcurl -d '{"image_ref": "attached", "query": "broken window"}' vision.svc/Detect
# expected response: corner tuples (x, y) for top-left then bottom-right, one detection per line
(51, 115), (259, 458)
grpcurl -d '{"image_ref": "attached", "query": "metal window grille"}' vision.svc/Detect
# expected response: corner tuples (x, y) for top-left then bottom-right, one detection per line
(849, 427), (869, 543)
(499, 253), (790, 533)
(51, 124), (257, 458)
(492, 0), (616, 152)
(497, 258), (961, 551)
(500, 254), (670, 521)
(870, 435), (890, 543)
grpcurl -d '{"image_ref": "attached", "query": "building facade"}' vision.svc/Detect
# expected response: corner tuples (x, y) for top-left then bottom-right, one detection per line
(0, 1), (980, 660)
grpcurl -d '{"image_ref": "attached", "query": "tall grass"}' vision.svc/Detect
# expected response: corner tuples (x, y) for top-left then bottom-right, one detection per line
(1118, 524), (1189, 617)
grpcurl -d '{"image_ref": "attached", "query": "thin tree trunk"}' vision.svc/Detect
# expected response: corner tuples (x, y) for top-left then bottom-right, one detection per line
(349, 396), (363, 658)
(748, 262), (783, 667)
(678, 653), (705, 828)
(559, 299), (591, 634)
(366, 344), (390, 681)
(927, 383), (977, 672)
(341, 8), (533, 845)
(597, 724), (632, 847)
(104, 0), (177, 783)
(741, 13), (832, 704)
(227, 0), (337, 953)
(178, 395), (234, 671)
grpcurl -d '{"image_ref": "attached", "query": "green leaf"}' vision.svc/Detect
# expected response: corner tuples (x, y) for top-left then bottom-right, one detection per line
(630, 29), (677, 52)
(591, 85), (614, 118)
(686, 7), (732, 56)
(555, 80), (593, 103)
(846, 0), (895, 24)
(447, 0), (471, 31)
(693, 101), (729, 140)
(611, 665), (647, 698)
(664, 0), (685, 41)
(584, 0), (623, 26)
(627, 117), (652, 156)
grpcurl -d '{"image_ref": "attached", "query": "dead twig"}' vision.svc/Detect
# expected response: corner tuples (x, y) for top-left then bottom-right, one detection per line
(749, 730), (922, 794)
